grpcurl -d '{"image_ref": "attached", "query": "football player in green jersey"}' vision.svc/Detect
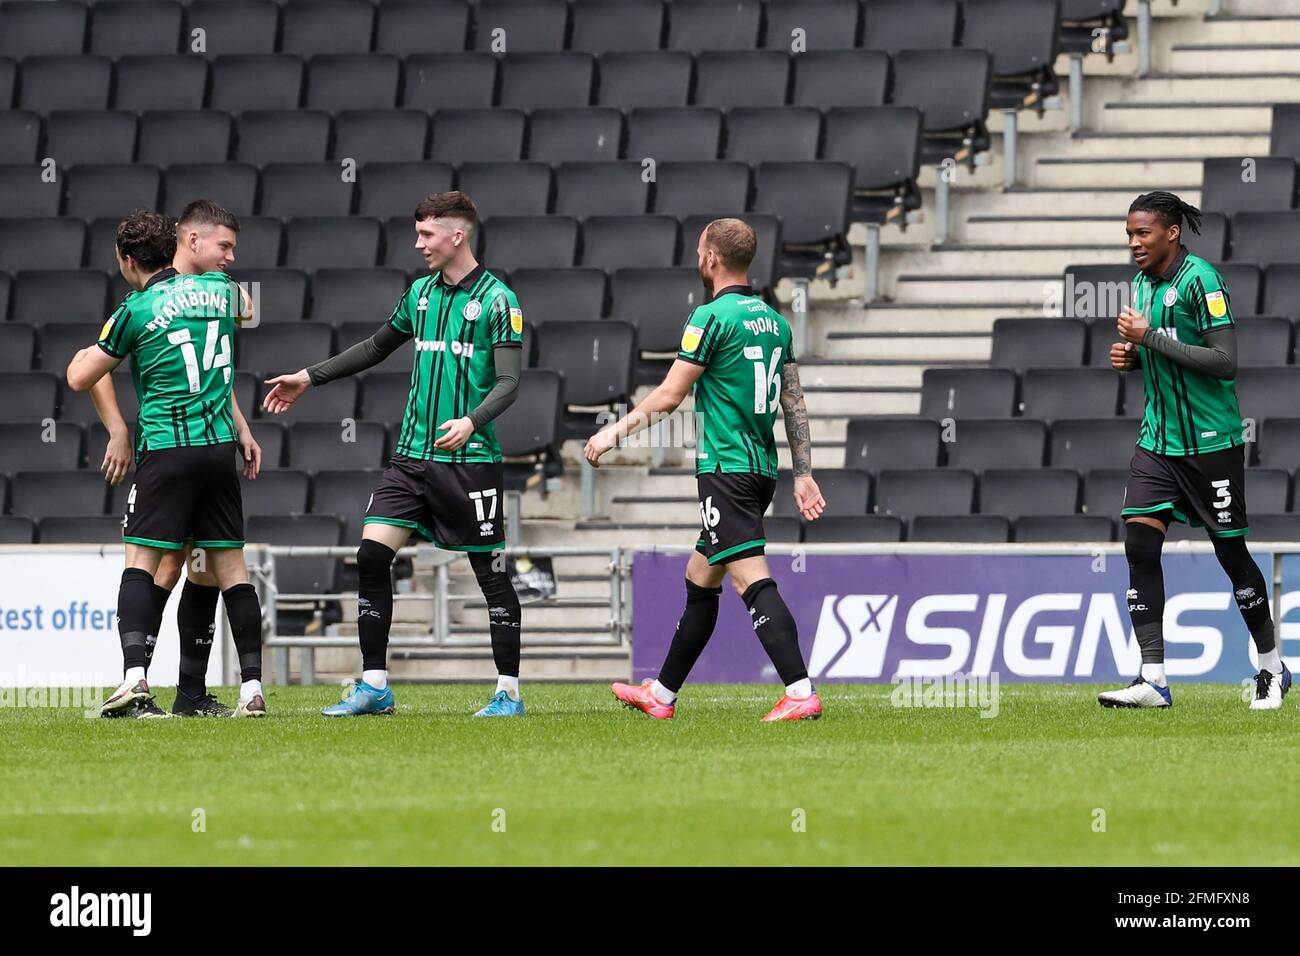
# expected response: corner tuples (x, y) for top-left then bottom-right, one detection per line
(261, 191), (526, 718)
(67, 210), (267, 719)
(1098, 191), (1287, 711)
(586, 219), (827, 721)
(88, 200), (263, 718)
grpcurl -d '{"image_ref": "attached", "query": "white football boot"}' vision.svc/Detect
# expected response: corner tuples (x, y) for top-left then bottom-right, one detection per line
(1249, 664), (1292, 711)
(1098, 677), (1172, 709)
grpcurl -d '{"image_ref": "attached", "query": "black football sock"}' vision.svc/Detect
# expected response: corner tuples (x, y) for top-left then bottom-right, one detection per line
(1125, 522), (1166, 665)
(177, 579), (220, 698)
(1211, 534), (1276, 656)
(356, 540), (395, 673)
(221, 583), (263, 683)
(143, 582), (170, 676)
(742, 577), (808, 686)
(118, 568), (157, 676)
(658, 578), (723, 693)
(469, 550), (521, 679)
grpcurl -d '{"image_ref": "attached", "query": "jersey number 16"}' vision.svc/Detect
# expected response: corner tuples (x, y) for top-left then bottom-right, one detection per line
(752, 347), (783, 414)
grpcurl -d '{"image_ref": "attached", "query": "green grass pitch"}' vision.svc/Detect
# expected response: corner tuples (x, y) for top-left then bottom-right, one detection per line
(3, 683), (1298, 866)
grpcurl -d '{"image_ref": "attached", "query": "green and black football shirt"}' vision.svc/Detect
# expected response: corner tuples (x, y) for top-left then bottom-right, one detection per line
(97, 268), (240, 461)
(1132, 247), (1243, 457)
(677, 284), (794, 479)
(388, 264), (523, 463)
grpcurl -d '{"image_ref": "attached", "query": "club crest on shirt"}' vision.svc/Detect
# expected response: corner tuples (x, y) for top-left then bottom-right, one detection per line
(462, 300), (482, 321)
(1205, 289), (1227, 318)
(1163, 288), (1178, 307)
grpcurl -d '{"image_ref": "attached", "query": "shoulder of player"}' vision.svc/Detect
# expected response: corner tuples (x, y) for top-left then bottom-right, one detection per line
(1176, 253), (1221, 287)
(476, 270), (518, 309)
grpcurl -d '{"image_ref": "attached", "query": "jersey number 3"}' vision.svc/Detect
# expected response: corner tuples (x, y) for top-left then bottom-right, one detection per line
(752, 347), (783, 414)
(168, 321), (232, 393)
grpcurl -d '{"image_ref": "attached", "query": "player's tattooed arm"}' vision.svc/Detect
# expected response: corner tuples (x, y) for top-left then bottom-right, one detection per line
(779, 361), (812, 477)
(1140, 326), (1237, 379)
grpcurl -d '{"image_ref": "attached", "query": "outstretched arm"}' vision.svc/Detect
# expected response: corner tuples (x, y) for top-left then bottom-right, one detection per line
(262, 322), (411, 414)
(583, 359), (704, 467)
(778, 361), (825, 522)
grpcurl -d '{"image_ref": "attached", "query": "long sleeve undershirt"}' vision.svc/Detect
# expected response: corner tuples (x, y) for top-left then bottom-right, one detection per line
(1140, 326), (1237, 380)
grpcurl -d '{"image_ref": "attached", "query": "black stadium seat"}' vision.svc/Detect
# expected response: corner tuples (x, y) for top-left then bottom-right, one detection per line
(892, 49), (992, 164)
(310, 268), (407, 325)
(284, 218), (381, 270)
(20, 56), (112, 113)
(774, 469), (869, 517)
(1217, 263), (1261, 315)
(911, 515), (1010, 543)
(844, 417), (941, 474)
(1184, 212), (1228, 262)
(1237, 367), (1300, 423)
(245, 514), (342, 595)
(0, 58), (12, 110)
(282, 0), (374, 56)
(260, 163), (355, 218)
(475, 0), (569, 53)
(1202, 157), (1298, 219)
(211, 55), (304, 112)
(1058, 0), (1128, 57)
(334, 111), (428, 164)
(553, 162), (648, 218)
(0, 422), (82, 473)
(0, 372), (57, 424)
(229, 268), (308, 322)
(824, 107), (923, 222)
(534, 321), (635, 437)
(375, 0), (470, 56)
(115, 55), (209, 111)
(626, 108), (722, 162)
(238, 323), (333, 376)
(763, 0), (860, 51)
(962, 0), (1061, 112)
(224, 216), (282, 269)
(653, 162), (750, 218)
(861, 0), (958, 53)
(14, 272), (107, 324)
(236, 110), (330, 165)
(359, 371), (412, 422)
(528, 108), (624, 164)
(457, 162), (552, 219)
(241, 469), (309, 516)
(571, 0), (665, 54)
(725, 107), (821, 164)
(693, 51), (789, 109)
(163, 163), (259, 217)
(0, 111), (40, 164)
(920, 368), (1016, 419)
(944, 419), (1047, 471)
(804, 515), (903, 543)
(91, 1), (183, 57)
(875, 468), (975, 519)
(0, 517), (36, 544)
(764, 515), (802, 543)
(508, 268), (606, 326)
(1247, 468), (1290, 513)
(139, 111), (232, 166)
(1271, 104), (1300, 168)
(1021, 367), (1121, 419)
(0, 168), (62, 219)
(0, 1), (88, 58)
(307, 54), (401, 112)
(46, 111), (137, 167)
(270, 378), (358, 425)
(187, 0), (280, 56)
(288, 421), (385, 472)
(1263, 265), (1300, 320)
(1256, 419), (1300, 472)
(38, 323), (103, 374)
(431, 109), (524, 164)
(496, 368), (564, 490)
(979, 469), (1080, 519)
(498, 53), (595, 110)
(666, 0), (761, 53)
(358, 163), (454, 220)
(1235, 316), (1293, 366)
(0, 324), (36, 372)
(1230, 212), (1300, 265)
(64, 165), (161, 221)
(39, 516), (124, 545)
(1083, 468), (1128, 517)
(791, 50), (888, 109)
(1050, 419), (1137, 470)
(991, 317), (1087, 371)
(584, 217), (678, 271)
(1251, 514), (1300, 541)
(403, 53), (496, 110)
(597, 52), (693, 109)
(752, 161), (851, 271)
(12, 471), (108, 520)
(480, 216), (579, 271)
(1014, 514), (1114, 542)
(310, 468), (382, 543)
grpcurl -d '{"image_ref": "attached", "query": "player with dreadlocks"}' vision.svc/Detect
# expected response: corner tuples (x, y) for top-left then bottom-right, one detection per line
(1098, 190), (1289, 710)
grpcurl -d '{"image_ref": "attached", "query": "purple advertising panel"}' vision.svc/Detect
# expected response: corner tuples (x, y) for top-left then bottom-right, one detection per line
(632, 549), (1276, 683)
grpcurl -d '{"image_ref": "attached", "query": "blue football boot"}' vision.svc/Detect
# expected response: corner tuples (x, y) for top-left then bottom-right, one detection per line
(473, 690), (525, 717)
(322, 680), (395, 717)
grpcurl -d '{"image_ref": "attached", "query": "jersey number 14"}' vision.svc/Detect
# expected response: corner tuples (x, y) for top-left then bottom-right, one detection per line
(168, 321), (232, 393)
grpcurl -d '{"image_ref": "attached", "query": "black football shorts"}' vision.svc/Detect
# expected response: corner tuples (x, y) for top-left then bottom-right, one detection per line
(122, 442), (245, 550)
(1120, 443), (1249, 537)
(364, 455), (505, 552)
(695, 469), (777, 565)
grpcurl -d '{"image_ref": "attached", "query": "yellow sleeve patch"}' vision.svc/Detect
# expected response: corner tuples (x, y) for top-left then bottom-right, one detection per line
(680, 325), (704, 353)
(1205, 289), (1227, 318)
(99, 317), (115, 341)
(509, 307), (523, 335)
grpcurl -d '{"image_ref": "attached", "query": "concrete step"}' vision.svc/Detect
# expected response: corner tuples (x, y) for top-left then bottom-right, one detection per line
(893, 273), (1062, 305)
(822, 332), (991, 362)
(1090, 72), (1300, 104)
(800, 386), (917, 415)
(1161, 12), (1300, 44)
(951, 186), (1203, 217)
(1100, 100), (1274, 133)
(962, 216), (1123, 245)
(1169, 43), (1300, 73)
(1031, 155), (1203, 188)
(825, 304), (1043, 332)
(799, 358), (925, 385)
(1049, 130), (1270, 159)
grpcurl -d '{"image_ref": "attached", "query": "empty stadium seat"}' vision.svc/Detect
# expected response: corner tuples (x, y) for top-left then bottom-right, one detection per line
(790, 50), (888, 110)
(334, 111), (428, 164)
(554, 162), (649, 218)
(375, 0), (470, 55)
(892, 49), (992, 163)
(38, 323), (103, 375)
(307, 54), (401, 111)
(38, 516), (124, 545)
(238, 323), (333, 376)
(12, 471), (108, 520)
(1062, 263), (1135, 321)
(774, 469), (869, 518)
(534, 321), (636, 437)
(596, 51), (693, 109)
(479, 216), (578, 271)
(1020, 367), (1121, 419)
(0, 111), (39, 164)
(91, 0), (182, 57)
(0, 422), (82, 473)
(0, 517), (35, 544)
(875, 468), (975, 518)
(221, 216), (282, 270)
(250, 421), (286, 469)
(358, 371), (412, 422)
(1217, 263), (1262, 315)
(1264, 265), (1300, 319)
(0, 169), (62, 218)
(0, 1), (87, 57)
(310, 468), (382, 543)
(1256, 419), (1300, 471)
(456, 162), (552, 219)
(1058, 0), (1128, 57)
(862, 0), (958, 52)
(529, 108), (624, 164)
(358, 163), (454, 220)
(245, 513), (342, 595)
(430, 109), (524, 164)
(138, 110), (233, 166)
(804, 515), (903, 543)
(843, 417), (940, 474)
(962, 0), (1061, 112)
(283, 0), (374, 56)
(1013, 514), (1114, 542)
(1230, 212), (1300, 265)
(496, 368), (564, 489)
(725, 107), (820, 164)
(944, 419), (1047, 471)
(0, 324), (36, 372)
(920, 368), (1016, 419)
(241, 469), (309, 516)
(475, 0), (568, 53)
(499, 53), (595, 110)
(509, 268), (606, 325)
(1251, 513), (1300, 541)
(310, 268), (407, 325)
(764, 515), (802, 543)
(163, 163), (259, 217)
(187, 0), (279, 56)
(667, 0), (761, 52)
(991, 318), (1087, 371)
(653, 162), (750, 218)
(1202, 157), (1298, 219)
(46, 111), (137, 167)
(1050, 419), (1137, 470)
(1272, 104), (1300, 168)
(1184, 212), (1228, 262)
(824, 106), (923, 222)
(1082, 468), (1127, 516)
(211, 55), (304, 111)
(64, 164), (161, 221)
(20, 56), (112, 113)
(571, 0), (665, 54)
(284, 218), (380, 270)
(752, 162), (851, 270)
(403, 53), (496, 110)
(115, 55), (208, 111)
(910, 514), (1010, 542)
(1246, 467), (1290, 513)
(693, 51), (789, 109)
(625, 108), (721, 163)
(0, 372), (57, 424)
(271, 378), (359, 425)
(260, 163), (355, 218)
(236, 110), (329, 165)
(228, 268), (308, 322)
(288, 421), (385, 471)
(14, 272), (107, 324)
(763, 0), (859, 51)
(979, 469), (1080, 519)
(584, 217), (678, 271)
(1235, 316), (1293, 366)
(1237, 368), (1300, 424)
